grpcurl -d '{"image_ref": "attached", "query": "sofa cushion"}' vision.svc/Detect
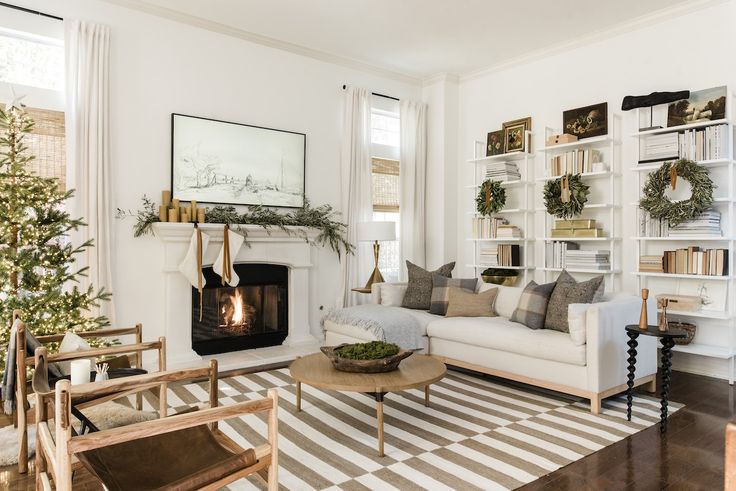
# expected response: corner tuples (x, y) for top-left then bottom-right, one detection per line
(402, 261), (455, 310)
(380, 284), (407, 306)
(429, 275), (478, 315)
(426, 316), (586, 366)
(480, 283), (523, 318)
(545, 271), (604, 333)
(510, 280), (556, 329)
(445, 287), (498, 317)
(567, 303), (590, 346)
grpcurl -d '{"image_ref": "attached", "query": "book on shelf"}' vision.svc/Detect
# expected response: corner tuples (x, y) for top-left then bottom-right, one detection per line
(573, 228), (605, 238)
(638, 209), (722, 237)
(546, 149), (602, 177)
(639, 255), (664, 273)
(564, 249), (611, 270)
(638, 123), (729, 164)
(660, 247), (728, 276)
(485, 161), (521, 182)
(473, 217), (523, 239)
(551, 218), (603, 238)
(479, 244), (521, 267)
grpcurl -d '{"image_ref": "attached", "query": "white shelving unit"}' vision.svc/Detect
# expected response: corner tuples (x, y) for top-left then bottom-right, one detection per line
(467, 130), (534, 283)
(632, 88), (736, 383)
(538, 115), (621, 289)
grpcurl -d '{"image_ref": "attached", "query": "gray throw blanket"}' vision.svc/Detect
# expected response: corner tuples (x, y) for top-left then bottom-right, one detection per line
(322, 305), (423, 350)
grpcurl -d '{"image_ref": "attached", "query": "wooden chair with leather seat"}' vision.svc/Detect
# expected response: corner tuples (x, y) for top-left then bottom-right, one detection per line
(32, 347), (279, 491)
(7, 311), (166, 473)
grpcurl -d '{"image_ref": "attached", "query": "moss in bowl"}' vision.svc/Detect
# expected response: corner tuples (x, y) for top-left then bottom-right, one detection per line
(481, 268), (520, 286)
(321, 341), (413, 373)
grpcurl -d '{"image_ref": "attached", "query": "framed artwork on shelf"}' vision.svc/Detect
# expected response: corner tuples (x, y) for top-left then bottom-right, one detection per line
(563, 102), (608, 139)
(502, 117), (532, 153)
(171, 113), (306, 208)
(486, 130), (504, 156)
(667, 86), (727, 127)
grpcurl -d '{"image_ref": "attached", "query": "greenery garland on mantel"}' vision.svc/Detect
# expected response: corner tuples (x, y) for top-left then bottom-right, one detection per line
(639, 159), (714, 227)
(116, 196), (354, 259)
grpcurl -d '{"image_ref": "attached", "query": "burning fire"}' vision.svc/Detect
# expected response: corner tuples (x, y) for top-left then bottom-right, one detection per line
(220, 288), (254, 333)
(229, 289), (245, 326)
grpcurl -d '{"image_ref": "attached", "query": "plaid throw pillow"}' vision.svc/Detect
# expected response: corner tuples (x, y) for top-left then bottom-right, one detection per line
(429, 275), (478, 315)
(510, 280), (557, 329)
(544, 270), (605, 333)
(402, 261), (455, 310)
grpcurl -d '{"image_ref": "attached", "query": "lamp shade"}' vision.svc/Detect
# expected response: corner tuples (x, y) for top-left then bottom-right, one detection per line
(357, 221), (396, 242)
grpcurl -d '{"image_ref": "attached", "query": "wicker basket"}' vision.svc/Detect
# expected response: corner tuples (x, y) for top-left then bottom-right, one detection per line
(668, 321), (696, 345)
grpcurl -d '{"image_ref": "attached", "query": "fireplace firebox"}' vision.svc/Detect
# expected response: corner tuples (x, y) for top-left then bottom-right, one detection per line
(191, 264), (288, 355)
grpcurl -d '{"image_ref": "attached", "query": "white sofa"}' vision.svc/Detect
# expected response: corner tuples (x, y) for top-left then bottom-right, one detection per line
(323, 282), (658, 413)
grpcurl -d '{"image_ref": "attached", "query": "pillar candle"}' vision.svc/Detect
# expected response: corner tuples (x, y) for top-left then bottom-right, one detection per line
(197, 208), (206, 223)
(168, 208), (179, 222)
(190, 200), (197, 221)
(71, 359), (91, 385)
(161, 190), (171, 207)
(159, 205), (168, 222)
(180, 211), (189, 223)
(171, 198), (180, 211)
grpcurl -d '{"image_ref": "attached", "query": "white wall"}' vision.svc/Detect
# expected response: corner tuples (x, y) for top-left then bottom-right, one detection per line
(9, 0), (421, 343)
(457, 1), (736, 379)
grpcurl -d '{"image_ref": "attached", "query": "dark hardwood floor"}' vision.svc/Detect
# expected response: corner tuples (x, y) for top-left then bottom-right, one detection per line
(1, 369), (732, 490)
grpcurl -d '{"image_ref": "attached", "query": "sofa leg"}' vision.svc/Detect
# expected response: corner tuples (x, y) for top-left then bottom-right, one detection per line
(646, 377), (657, 393)
(590, 395), (601, 414)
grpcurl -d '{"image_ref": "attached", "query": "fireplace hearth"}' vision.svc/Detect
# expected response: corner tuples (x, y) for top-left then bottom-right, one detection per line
(192, 264), (288, 355)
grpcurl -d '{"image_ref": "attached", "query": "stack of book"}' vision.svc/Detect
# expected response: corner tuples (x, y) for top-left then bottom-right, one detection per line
(565, 250), (611, 271)
(472, 217), (522, 239)
(639, 255), (664, 273)
(661, 246), (729, 276)
(638, 124), (729, 164)
(669, 210), (722, 237)
(546, 241), (580, 268)
(638, 209), (669, 237)
(549, 219), (605, 238)
(485, 161), (520, 182)
(546, 149), (602, 177)
(479, 244), (521, 267)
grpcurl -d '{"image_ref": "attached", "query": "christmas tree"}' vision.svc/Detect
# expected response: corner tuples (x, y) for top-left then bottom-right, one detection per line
(0, 97), (110, 356)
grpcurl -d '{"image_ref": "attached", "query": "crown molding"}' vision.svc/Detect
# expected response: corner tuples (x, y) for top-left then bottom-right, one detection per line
(460, 0), (730, 82)
(422, 72), (460, 87)
(99, 0), (423, 86)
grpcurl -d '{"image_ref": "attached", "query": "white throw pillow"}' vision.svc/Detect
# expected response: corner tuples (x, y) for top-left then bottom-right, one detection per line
(381, 284), (408, 306)
(58, 332), (92, 375)
(568, 303), (589, 346)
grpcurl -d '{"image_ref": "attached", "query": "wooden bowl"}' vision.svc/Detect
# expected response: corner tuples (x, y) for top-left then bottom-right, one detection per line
(481, 274), (519, 286)
(320, 344), (413, 373)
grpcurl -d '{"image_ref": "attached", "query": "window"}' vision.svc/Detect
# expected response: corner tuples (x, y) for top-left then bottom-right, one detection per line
(24, 106), (66, 190)
(370, 97), (400, 282)
(0, 30), (63, 91)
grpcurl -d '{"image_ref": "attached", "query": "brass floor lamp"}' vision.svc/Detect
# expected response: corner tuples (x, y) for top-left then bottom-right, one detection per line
(356, 221), (397, 292)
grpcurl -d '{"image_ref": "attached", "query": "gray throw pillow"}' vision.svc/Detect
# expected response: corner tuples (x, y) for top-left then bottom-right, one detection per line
(510, 280), (557, 329)
(544, 270), (605, 333)
(429, 275), (478, 315)
(402, 261), (455, 310)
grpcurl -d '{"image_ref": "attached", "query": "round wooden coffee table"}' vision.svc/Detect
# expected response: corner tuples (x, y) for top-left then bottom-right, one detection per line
(289, 353), (446, 456)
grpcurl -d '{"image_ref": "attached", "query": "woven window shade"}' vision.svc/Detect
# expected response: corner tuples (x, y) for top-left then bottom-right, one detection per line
(372, 158), (399, 212)
(24, 107), (66, 191)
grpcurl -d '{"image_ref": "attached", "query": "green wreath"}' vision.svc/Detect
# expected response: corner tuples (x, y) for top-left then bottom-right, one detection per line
(544, 173), (590, 220)
(475, 179), (506, 216)
(639, 159), (714, 227)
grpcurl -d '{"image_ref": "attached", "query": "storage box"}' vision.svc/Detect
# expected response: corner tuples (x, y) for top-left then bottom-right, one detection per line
(656, 294), (702, 312)
(546, 134), (578, 146)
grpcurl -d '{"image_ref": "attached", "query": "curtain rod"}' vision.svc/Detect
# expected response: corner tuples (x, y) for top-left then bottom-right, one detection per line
(342, 85), (399, 102)
(0, 2), (63, 21)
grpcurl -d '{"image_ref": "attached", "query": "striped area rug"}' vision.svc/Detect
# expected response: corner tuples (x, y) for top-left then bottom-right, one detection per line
(137, 368), (680, 490)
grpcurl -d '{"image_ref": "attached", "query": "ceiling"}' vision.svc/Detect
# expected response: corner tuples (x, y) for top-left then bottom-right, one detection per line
(110, 0), (709, 82)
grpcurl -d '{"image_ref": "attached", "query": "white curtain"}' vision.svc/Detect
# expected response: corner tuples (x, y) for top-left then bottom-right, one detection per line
(338, 87), (373, 307)
(65, 20), (114, 322)
(399, 100), (428, 276)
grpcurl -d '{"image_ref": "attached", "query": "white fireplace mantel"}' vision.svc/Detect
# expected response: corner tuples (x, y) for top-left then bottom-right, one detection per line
(152, 222), (320, 368)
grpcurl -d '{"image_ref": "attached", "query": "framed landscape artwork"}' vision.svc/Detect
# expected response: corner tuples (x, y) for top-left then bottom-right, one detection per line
(502, 117), (532, 153)
(563, 102), (608, 139)
(171, 113), (306, 208)
(667, 86), (726, 127)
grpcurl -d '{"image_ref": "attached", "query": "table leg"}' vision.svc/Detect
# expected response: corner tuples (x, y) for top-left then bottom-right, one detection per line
(425, 385), (430, 407)
(296, 381), (301, 412)
(374, 392), (385, 457)
(659, 337), (675, 433)
(626, 331), (639, 421)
